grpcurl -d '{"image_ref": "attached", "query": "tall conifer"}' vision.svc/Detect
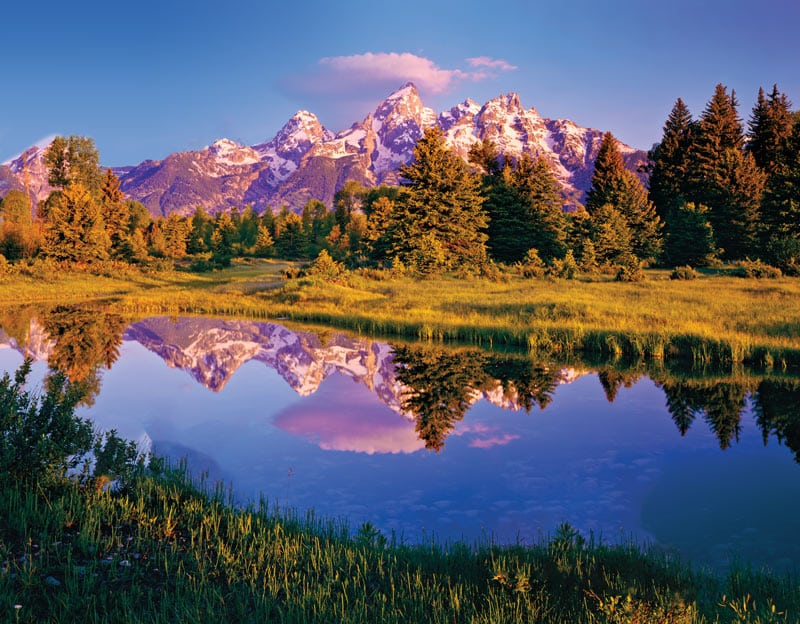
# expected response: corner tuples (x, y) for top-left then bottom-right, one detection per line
(391, 127), (487, 274)
(747, 85), (793, 175)
(586, 133), (662, 262)
(649, 98), (694, 219)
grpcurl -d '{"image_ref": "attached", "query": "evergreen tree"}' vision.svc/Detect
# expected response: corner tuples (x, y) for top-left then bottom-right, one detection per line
(747, 85), (793, 175)
(649, 98), (694, 219)
(713, 148), (766, 259)
(187, 206), (212, 254)
(509, 154), (568, 261)
(590, 204), (633, 264)
(390, 128), (487, 274)
(162, 213), (191, 259)
(211, 212), (236, 259)
(761, 116), (800, 266)
(42, 183), (110, 262)
(686, 84), (766, 260)
(100, 169), (130, 257)
(0, 190), (36, 260)
(254, 224), (274, 257)
(585, 132), (629, 215)
(664, 203), (718, 266)
(274, 210), (307, 259)
(237, 206), (261, 252)
(363, 195), (396, 264)
(586, 133), (662, 261)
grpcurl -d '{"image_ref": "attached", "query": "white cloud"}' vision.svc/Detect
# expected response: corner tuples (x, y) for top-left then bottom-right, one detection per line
(287, 52), (517, 98)
(467, 56), (518, 72)
(318, 52), (468, 94)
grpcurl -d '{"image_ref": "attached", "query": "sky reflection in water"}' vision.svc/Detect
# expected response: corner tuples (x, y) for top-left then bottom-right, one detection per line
(1, 315), (799, 575)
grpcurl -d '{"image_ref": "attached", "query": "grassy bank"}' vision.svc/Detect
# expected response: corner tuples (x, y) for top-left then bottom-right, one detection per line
(2, 259), (800, 365)
(2, 465), (797, 624)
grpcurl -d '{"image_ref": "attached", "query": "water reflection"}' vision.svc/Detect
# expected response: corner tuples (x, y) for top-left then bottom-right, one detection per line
(1, 307), (799, 460)
(2, 308), (800, 571)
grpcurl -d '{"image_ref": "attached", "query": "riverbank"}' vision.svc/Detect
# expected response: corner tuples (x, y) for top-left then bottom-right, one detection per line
(2, 464), (797, 624)
(2, 258), (800, 366)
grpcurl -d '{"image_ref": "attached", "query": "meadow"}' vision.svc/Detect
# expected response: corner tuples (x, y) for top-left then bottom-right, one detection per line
(2, 258), (799, 367)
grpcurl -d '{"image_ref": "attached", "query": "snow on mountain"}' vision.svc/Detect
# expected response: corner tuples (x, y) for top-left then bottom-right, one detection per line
(1, 83), (648, 214)
(0, 145), (53, 205)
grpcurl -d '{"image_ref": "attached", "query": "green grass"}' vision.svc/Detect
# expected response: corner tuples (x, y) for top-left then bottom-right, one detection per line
(2, 259), (800, 365)
(1, 465), (797, 624)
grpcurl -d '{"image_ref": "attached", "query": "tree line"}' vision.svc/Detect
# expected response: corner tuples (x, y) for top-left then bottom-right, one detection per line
(1, 82), (797, 277)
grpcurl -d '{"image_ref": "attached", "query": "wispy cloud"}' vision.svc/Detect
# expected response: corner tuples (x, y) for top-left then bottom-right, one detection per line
(286, 52), (517, 98)
(318, 52), (469, 94)
(467, 56), (518, 72)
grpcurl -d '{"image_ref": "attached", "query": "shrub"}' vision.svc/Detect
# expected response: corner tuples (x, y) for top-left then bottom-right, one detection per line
(0, 360), (143, 487)
(670, 265), (700, 280)
(547, 250), (578, 280)
(518, 248), (546, 278)
(614, 253), (646, 282)
(767, 238), (800, 276)
(735, 258), (782, 279)
(306, 249), (347, 283)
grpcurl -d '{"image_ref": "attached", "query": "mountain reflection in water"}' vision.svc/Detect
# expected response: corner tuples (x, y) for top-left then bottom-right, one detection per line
(1, 307), (799, 573)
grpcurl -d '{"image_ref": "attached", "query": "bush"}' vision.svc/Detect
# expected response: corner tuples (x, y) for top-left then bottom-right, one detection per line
(306, 249), (347, 283)
(735, 258), (782, 279)
(670, 265), (700, 280)
(518, 248), (546, 278)
(547, 250), (578, 280)
(0, 360), (144, 488)
(614, 253), (646, 282)
(767, 238), (800, 276)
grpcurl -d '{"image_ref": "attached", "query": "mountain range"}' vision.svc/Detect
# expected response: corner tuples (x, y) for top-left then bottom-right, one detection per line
(0, 83), (647, 216)
(0, 316), (580, 419)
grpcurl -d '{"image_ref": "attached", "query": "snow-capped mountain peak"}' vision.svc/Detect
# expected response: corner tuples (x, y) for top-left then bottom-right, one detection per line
(1, 85), (647, 213)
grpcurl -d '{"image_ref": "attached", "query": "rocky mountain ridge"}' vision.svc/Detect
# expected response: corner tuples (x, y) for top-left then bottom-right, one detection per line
(0, 317), (581, 419)
(0, 84), (647, 215)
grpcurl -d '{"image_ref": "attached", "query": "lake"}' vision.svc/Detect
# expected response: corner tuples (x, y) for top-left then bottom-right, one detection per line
(1, 307), (799, 575)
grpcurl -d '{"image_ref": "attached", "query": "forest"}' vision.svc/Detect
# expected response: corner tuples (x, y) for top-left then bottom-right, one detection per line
(1, 83), (798, 282)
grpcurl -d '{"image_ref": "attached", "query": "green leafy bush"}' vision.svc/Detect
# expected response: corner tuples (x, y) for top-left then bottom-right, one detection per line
(0, 360), (143, 488)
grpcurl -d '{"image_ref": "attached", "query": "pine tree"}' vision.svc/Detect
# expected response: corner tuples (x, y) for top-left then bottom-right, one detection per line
(590, 204), (633, 264)
(254, 225), (274, 257)
(0, 190), (36, 260)
(665, 203), (718, 266)
(747, 85), (793, 175)
(187, 206), (212, 254)
(762, 116), (800, 267)
(649, 98), (694, 219)
(586, 133), (662, 262)
(390, 128), (487, 274)
(510, 154), (568, 261)
(162, 213), (191, 259)
(100, 169), (130, 257)
(687, 84), (766, 260)
(42, 183), (110, 262)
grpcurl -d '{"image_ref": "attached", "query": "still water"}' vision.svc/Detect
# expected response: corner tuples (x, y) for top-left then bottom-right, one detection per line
(1, 309), (799, 574)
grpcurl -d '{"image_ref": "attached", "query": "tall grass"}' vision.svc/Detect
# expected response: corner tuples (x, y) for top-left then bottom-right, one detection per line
(1, 464), (797, 623)
(2, 260), (800, 366)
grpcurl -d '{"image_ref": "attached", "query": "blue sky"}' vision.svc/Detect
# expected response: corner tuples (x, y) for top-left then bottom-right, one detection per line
(2, 0), (798, 166)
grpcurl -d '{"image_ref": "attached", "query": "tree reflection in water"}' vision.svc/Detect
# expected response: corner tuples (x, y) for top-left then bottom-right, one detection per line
(392, 345), (561, 451)
(39, 305), (126, 406)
